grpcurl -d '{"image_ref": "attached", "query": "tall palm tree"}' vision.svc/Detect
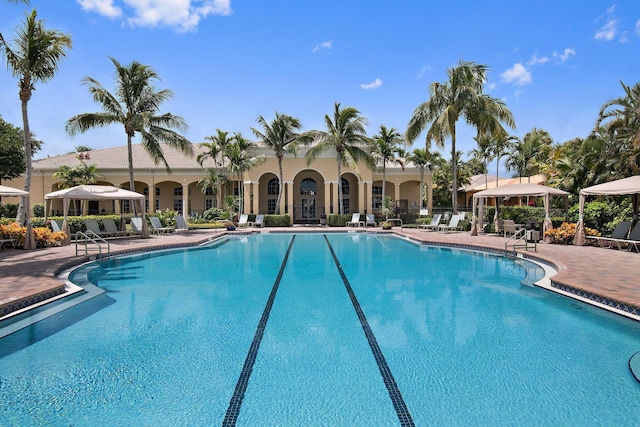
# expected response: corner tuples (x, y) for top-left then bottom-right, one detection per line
(65, 57), (193, 199)
(0, 9), (71, 223)
(407, 148), (438, 210)
(198, 129), (232, 168)
(197, 168), (227, 208)
(406, 61), (515, 213)
(596, 80), (640, 175)
(198, 129), (233, 206)
(470, 133), (492, 189)
(371, 125), (405, 210)
(306, 102), (373, 215)
(251, 112), (313, 214)
(224, 133), (265, 215)
(491, 133), (518, 182)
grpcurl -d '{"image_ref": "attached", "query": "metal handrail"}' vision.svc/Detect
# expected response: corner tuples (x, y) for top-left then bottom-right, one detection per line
(504, 228), (537, 254)
(75, 230), (110, 259)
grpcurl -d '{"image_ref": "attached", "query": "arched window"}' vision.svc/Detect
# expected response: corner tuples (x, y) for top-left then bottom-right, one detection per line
(300, 178), (317, 195)
(267, 178), (279, 195)
(341, 178), (350, 195)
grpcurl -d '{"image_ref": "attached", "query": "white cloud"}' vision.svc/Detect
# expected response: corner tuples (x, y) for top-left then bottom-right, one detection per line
(594, 6), (619, 41)
(360, 78), (382, 90)
(486, 82), (496, 92)
(417, 65), (431, 78)
(77, 0), (233, 32)
(77, 0), (122, 18)
(552, 48), (576, 63)
(526, 54), (549, 66)
(635, 20), (640, 36)
(595, 18), (618, 41)
(313, 40), (332, 53)
(500, 63), (531, 86)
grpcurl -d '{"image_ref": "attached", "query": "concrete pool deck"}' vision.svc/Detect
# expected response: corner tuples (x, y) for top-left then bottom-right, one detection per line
(1, 226), (638, 321)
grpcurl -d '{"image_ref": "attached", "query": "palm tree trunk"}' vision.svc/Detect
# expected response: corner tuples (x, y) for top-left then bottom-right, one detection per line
(337, 159), (342, 215)
(275, 157), (284, 215)
(17, 94), (32, 224)
(451, 125), (458, 214)
(126, 133), (138, 215)
(382, 163), (387, 220)
(420, 168), (425, 209)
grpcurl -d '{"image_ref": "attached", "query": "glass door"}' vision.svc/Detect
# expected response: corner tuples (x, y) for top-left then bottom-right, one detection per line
(301, 198), (317, 220)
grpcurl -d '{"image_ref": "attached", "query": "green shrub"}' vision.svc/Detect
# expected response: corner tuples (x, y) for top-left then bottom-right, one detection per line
(264, 215), (290, 227)
(327, 214), (354, 227)
(0, 203), (18, 218)
(155, 209), (177, 227)
(32, 204), (45, 218)
(202, 207), (227, 222)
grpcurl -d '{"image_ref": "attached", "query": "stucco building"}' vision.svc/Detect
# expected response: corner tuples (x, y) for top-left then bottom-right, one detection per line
(4, 143), (433, 225)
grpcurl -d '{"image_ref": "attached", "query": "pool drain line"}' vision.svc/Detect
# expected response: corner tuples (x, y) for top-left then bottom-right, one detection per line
(222, 235), (296, 427)
(324, 235), (416, 427)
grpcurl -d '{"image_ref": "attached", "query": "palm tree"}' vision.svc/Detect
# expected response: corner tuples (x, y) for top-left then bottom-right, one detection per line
(491, 133), (518, 182)
(224, 133), (265, 215)
(371, 125), (405, 208)
(406, 61), (515, 213)
(197, 168), (227, 208)
(0, 9), (71, 223)
(470, 133), (492, 189)
(198, 129), (233, 206)
(198, 129), (232, 168)
(596, 80), (640, 175)
(306, 102), (374, 215)
(251, 112), (313, 214)
(65, 57), (193, 200)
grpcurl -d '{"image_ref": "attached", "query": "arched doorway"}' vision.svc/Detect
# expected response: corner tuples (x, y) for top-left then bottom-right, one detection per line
(293, 169), (325, 224)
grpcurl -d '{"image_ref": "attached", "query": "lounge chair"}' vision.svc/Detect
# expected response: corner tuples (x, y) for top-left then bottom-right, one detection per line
(346, 213), (361, 228)
(50, 219), (63, 233)
(418, 214), (441, 231)
(237, 214), (249, 227)
(251, 214), (265, 228)
(438, 214), (461, 233)
(365, 214), (376, 228)
(588, 221), (632, 248)
(102, 217), (130, 238)
(84, 219), (110, 238)
(175, 214), (195, 232)
(149, 216), (174, 234)
(605, 221), (640, 252)
(503, 219), (521, 237)
(130, 217), (144, 235)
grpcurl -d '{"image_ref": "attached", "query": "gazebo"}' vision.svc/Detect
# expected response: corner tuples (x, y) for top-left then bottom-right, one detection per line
(574, 176), (640, 246)
(0, 185), (35, 250)
(471, 183), (569, 237)
(44, 185), (148, 245)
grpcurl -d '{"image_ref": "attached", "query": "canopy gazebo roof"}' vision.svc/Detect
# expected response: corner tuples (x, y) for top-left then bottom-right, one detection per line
(579, 175), (640, 196)
(44, 184), (145, 201)
(473, 183), (568, 199)
(0, 185), (29, 197)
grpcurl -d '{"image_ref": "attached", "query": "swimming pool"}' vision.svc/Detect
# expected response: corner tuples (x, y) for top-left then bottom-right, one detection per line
(1, 233), (639, 426)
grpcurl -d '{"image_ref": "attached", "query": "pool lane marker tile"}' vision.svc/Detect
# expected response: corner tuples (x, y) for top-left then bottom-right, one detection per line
(222, 235), (296, 427)
(324, 235), (416, 427)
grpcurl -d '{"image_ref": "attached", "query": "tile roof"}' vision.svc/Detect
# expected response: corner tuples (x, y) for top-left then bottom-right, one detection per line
(33, 144), (217, 170)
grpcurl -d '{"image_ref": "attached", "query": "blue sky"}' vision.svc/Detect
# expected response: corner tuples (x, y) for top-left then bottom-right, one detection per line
(1, 1), (639, 166)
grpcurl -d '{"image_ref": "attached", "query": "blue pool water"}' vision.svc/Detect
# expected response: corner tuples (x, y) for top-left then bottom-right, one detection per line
(1, 233), (639, 426)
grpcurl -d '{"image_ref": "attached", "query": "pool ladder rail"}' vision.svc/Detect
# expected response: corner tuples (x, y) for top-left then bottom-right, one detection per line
(75, 230), (110, 260)
(504, 228), (537, 255)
